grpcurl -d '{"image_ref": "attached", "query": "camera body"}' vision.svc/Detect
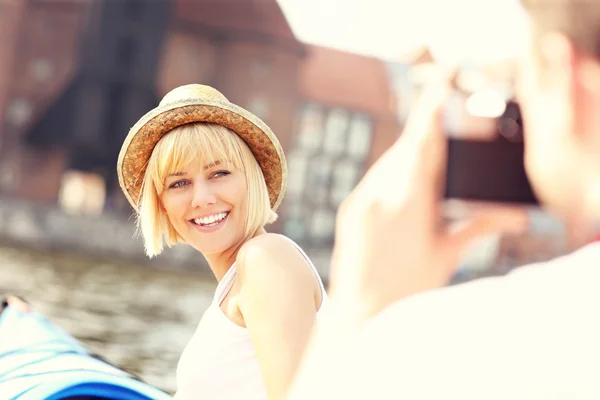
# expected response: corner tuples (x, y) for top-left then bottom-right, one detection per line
(444, 99), (539, 205)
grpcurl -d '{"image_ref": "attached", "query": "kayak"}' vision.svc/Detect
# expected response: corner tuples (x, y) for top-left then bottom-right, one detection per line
(0, 300), (173, 400)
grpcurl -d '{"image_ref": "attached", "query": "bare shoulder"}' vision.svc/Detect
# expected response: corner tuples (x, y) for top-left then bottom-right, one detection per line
(236, 233), (318, 287)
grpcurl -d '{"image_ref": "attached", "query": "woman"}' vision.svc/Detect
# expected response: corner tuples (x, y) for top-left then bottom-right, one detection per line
(117, 84), (328, 400)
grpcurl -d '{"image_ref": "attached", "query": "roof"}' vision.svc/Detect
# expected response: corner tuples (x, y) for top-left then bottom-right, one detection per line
(299, 44), (395, 117)
(173, 0), (300, 44)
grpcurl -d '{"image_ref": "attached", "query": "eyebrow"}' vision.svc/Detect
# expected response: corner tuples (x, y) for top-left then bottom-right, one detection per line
(166, 160), (222, 178)
(204, 160), (222, 170)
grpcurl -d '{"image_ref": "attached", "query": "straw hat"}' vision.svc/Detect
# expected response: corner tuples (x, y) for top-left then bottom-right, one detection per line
(117, 84), (287, 212)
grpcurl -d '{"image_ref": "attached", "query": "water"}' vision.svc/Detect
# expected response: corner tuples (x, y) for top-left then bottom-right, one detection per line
(0, 244), (217, 395)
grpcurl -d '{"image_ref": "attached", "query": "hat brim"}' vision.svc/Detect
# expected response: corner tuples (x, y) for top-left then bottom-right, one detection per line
(117, 98), (287, 212)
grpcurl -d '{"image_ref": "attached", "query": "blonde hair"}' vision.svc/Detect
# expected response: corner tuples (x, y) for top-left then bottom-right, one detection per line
(137, 123), (277, 257)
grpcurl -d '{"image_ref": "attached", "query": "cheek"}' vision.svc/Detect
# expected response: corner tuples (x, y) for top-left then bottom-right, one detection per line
(161, 193), (187, 222)
(221, 175), (248, 206)
(522, 105), (555, 178)
(517, 63), (565, 165)
(522, 106), (571, 201)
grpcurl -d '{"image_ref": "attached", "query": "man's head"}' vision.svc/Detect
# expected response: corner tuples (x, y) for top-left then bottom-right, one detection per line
(516, 0), (600, 224)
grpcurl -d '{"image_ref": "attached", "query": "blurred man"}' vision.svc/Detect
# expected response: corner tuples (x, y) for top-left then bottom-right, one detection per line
(287, 1), (600, 399)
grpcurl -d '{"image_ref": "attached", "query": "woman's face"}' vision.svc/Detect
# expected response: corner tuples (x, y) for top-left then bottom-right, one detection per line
(160, 159), (249, 255)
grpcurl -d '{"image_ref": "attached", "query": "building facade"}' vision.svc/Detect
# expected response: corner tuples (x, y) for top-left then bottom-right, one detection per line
(0, 0), (400, 271)
(281, 44), (399, 267)
(0, 0), (309, 211)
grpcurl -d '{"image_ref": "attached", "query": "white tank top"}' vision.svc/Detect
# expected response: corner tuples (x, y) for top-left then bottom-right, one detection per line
(174, 238), (328, 400)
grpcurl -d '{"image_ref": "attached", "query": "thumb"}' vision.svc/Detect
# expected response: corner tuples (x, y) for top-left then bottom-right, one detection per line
(400, 70), (452, 145)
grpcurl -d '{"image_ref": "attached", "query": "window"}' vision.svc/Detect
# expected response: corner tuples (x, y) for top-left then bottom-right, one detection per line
(284, 218), (305, 242)
(283, 103), (373, 248)
(331, 160), (359, 206)
(6, 98), (33, 127)
(283, 202), (306, 241)
(297, 103), (324, 151)
(306, 155), (333, 204)
(287, 152), (308, 196)
(323, 108), (349, 155)
(347, 114), (372, 158)
(310, 208), (335, 239)
(30, 59), (54, 83)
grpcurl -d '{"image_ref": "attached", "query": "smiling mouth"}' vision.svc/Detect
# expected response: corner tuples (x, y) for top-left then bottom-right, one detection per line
(191, 212), (229, 227)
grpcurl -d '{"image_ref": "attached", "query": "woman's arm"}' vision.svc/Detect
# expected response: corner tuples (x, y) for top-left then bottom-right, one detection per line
(236, 234), (321, 400)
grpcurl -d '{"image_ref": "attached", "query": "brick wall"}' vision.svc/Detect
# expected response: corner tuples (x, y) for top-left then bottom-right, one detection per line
(2, 1), (87, 136)
(0, 0), (27, 135)
(0, 1), (88, 200)
(157, 32), (219, 95)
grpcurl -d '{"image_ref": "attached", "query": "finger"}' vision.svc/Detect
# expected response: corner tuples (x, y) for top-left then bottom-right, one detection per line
(400, 69), (453, 146)
(402, 73), (453, 192)
(439, 210), (529, 263)
(443, 199), (526, 220)
(368, 69), (452, 169)
(354, 69), (453, 209)
(411, 73), (453, 210)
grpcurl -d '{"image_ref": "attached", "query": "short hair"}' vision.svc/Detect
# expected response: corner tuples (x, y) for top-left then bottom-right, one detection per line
(137, 122), (277, 257)
(521, 0), (600, 58)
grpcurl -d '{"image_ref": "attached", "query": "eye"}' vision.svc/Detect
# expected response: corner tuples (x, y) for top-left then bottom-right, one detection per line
(168, 180), (188, 189)
(211, 170), (231, 179)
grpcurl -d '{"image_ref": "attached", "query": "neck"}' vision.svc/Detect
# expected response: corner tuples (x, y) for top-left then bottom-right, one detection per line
(204, 227), (267, 282)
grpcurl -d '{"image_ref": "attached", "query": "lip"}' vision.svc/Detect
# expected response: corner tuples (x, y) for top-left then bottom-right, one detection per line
(189, 212), (229, 233)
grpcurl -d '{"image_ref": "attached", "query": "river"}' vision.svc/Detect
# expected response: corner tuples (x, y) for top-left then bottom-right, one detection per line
(0, 231), (569, 395)
(0, 244), (217, 395)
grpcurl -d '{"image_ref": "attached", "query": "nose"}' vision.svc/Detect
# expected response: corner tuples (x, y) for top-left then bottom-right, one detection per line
(191, 181), (217, 209)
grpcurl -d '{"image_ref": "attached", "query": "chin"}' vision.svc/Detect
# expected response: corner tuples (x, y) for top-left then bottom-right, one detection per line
(191, 235), (241, 257)
(197, 244), (233, 256)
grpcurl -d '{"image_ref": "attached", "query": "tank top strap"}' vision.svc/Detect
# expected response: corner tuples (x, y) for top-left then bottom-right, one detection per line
(214, 263), (237, 306)
(212, 236), (325, 307)
(278, 235), (327, 300)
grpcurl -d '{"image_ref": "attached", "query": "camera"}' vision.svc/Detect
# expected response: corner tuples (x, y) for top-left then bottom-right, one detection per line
(444, 97), (539, 205)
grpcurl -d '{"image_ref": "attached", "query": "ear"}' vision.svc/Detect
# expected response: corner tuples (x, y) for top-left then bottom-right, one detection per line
(538, 32), (591, 138)
(574, 49), (600, 148)
(537, 31), (574, 94)
(159, 198), (167, 214)
(154, 190), (167, 214)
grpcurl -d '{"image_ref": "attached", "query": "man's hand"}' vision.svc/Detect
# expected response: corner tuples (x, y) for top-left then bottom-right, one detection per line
(328, 71), (527, 327)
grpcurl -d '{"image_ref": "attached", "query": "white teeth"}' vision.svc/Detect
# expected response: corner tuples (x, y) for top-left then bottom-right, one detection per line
(193, 212), (228, 226)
